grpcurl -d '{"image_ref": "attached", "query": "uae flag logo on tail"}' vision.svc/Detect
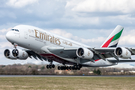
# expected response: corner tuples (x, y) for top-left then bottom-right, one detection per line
(101, 25), (124, 48)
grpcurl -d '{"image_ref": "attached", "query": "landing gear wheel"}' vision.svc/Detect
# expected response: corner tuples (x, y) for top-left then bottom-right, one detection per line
(52, 64), (55, 68)
(49, 65), (52, 69)
(69, 66), (72, 70)
(58, 66), (61, 70)
(46, 65), (49, 69)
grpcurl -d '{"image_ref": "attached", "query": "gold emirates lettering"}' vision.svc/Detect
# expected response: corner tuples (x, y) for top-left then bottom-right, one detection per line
(35, 29), (61, 45)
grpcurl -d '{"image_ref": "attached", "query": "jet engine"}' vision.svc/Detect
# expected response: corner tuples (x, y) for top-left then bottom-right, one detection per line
(4, 49), (17, 59)
(76, 48), (94, 59)
(4, 49), (28, 60)
(114, 47), (131, 59)
(12, 49), (28, 60)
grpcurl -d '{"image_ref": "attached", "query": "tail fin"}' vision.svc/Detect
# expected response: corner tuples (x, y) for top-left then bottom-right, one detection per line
(101, 25), (124, 48)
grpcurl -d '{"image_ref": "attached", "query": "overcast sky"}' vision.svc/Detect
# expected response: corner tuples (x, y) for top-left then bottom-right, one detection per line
(1, 0), (135, 67)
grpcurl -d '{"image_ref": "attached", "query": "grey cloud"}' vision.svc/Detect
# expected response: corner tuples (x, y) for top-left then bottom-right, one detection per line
(0, 0), (135, 30)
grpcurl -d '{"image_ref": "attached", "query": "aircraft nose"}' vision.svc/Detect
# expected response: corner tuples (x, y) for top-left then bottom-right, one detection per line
(6, 31), (12, 41)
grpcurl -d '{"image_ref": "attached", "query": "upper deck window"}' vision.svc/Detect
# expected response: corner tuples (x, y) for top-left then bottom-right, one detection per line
(11, 29), (19, 32)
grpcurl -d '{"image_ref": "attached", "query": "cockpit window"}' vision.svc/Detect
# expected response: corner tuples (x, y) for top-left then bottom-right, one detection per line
(11, 29), (19, 32)
(15, 29), (19, 32)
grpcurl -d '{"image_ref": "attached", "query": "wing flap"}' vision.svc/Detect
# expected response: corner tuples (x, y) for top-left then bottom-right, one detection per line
(47, 47), (77, 59)
(92, 48), (115, 53)
(108, 59), (135, 63)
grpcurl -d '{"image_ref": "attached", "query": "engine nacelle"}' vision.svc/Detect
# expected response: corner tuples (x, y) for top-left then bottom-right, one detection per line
(114, 47), (131, 59)
(4, 49), (17, 60)
(4, 49), (28, 60)
(12, 49), (28, 60)
(76, 48), (94, 59)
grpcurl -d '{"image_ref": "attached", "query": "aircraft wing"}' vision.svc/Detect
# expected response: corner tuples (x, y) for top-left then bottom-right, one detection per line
(47, 47), (116, 59)
(47, 47), (135, 60)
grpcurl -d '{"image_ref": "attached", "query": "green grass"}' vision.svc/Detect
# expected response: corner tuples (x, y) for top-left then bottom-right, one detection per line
(0, 77), (135, 90)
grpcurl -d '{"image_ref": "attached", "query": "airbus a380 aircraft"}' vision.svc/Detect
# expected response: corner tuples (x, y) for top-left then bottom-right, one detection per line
(4, 25), (135, 70)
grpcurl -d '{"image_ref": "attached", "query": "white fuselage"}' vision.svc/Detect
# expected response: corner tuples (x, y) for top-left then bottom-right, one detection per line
(6, 25), (116, 67)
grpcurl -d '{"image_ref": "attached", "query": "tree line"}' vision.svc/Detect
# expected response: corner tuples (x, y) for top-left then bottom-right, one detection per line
(0, 64), (135, 75)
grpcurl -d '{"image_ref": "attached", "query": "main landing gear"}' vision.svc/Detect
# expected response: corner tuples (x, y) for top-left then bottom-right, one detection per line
(58, 65), (82, 70)
(46, 64), (55, 69)
(46, 59), (82, 70)
(46, 60), (55, 69)
(46, 64), (82, 70)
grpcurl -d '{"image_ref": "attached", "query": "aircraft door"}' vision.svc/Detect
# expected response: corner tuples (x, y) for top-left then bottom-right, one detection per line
(24, 32), (28, 39)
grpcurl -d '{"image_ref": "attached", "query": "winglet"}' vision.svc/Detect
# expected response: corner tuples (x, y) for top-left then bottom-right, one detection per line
(101, 25), (124, 48)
